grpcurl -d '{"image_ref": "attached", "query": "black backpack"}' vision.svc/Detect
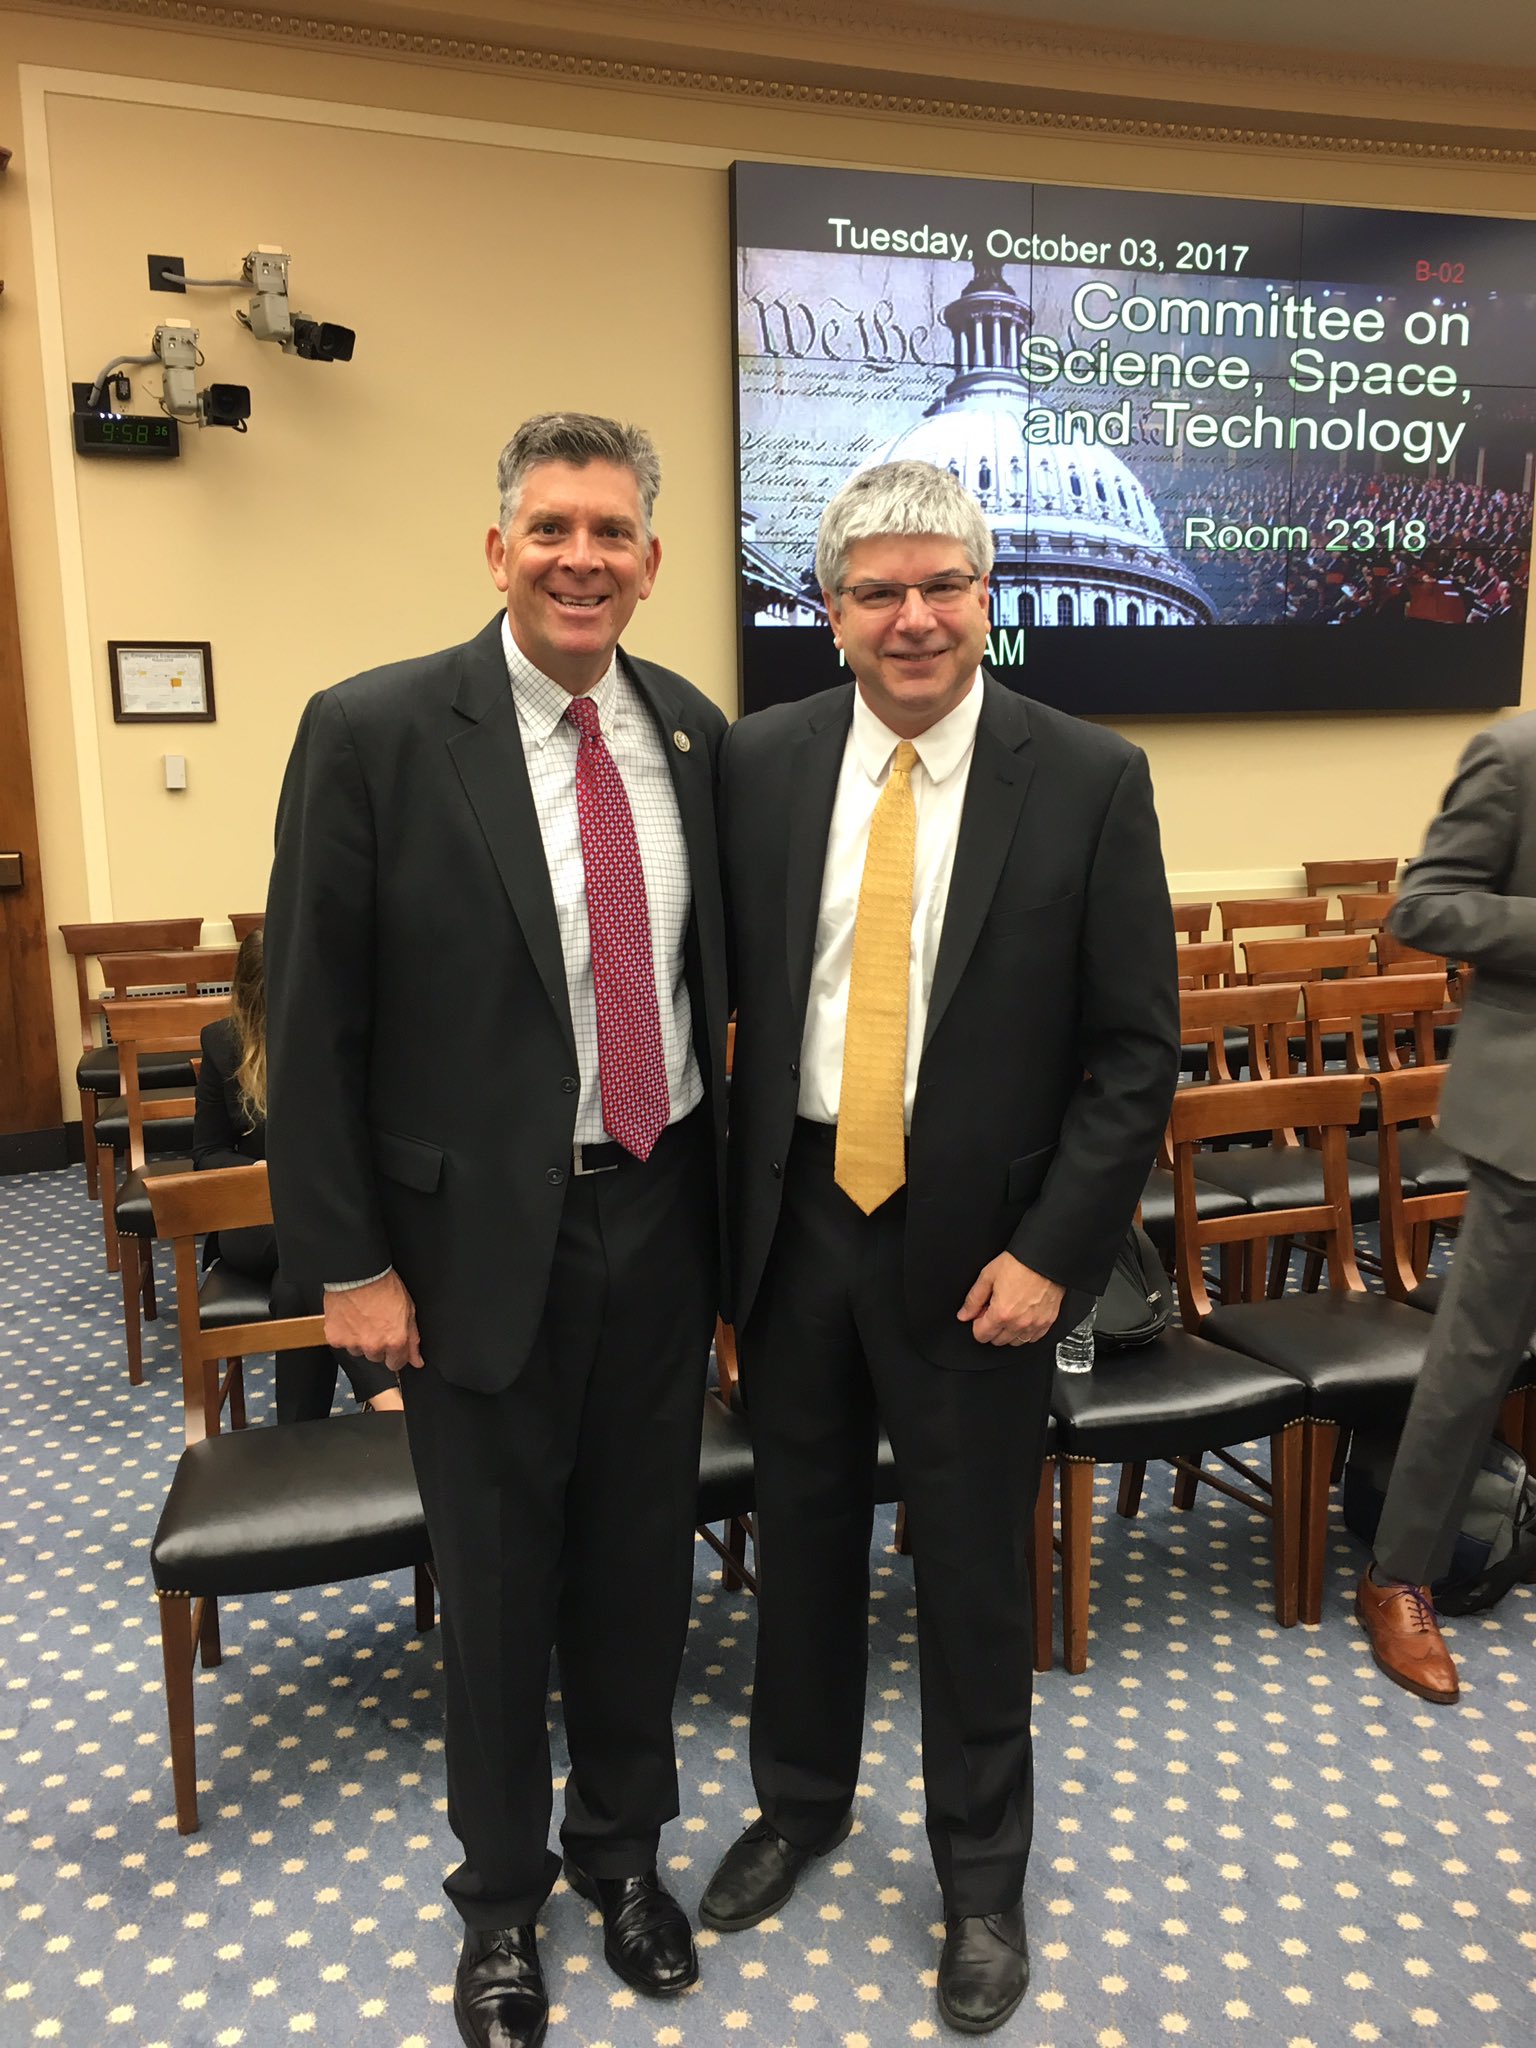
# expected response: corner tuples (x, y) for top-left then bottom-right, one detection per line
(1093, 1223), (1172, 1351)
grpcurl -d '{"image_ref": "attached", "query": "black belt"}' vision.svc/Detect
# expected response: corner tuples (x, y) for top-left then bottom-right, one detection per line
(572, 1107), (702, 1176)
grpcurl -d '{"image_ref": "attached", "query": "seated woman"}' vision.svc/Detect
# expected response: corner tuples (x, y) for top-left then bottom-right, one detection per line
(194, 929), (403, 1418)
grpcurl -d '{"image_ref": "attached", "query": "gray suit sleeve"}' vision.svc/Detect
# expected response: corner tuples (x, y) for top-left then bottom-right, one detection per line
(1389, 729), (1536, 976)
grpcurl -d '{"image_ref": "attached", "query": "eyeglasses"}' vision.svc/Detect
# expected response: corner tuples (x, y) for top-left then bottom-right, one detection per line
(834, 573), (983, 614)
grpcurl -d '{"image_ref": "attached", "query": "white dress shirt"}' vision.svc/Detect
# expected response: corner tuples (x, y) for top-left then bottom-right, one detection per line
(501, 616), (702, 1146)
(798, 673), (983, 1129)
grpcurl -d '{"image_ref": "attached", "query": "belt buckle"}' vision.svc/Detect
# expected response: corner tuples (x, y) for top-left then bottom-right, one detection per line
(572, 1143), (619, 1178)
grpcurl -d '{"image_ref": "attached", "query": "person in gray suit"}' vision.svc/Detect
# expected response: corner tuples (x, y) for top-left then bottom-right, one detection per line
(1357, 708), (1536, 1704)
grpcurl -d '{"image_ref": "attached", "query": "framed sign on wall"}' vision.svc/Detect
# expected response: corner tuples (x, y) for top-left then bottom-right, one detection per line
(108, 641), (216, 723)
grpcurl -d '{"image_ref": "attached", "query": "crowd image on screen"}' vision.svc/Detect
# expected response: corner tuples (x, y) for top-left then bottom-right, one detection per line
(1164, 467), (1532, 627)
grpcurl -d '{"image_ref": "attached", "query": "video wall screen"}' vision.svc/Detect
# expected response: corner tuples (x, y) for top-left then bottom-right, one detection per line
(732, 162), (1536, 717)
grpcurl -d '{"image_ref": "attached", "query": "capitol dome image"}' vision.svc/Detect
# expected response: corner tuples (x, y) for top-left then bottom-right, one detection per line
(870, 261), (1215, 628)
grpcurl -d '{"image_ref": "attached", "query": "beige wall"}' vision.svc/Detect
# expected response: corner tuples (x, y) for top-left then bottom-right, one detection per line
(5, 8), (1535, 1110)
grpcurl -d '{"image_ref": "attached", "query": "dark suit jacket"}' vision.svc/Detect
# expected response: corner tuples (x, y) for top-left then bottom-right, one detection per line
(192, 1015), (266, 1170)
(723, 674), (1180, 1370)
(264, 615), (730, 1393)
(1389, 707), (1536, 1182)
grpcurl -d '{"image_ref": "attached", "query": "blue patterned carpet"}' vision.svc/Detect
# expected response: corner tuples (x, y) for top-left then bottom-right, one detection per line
(1, 1163), (1533, 2048)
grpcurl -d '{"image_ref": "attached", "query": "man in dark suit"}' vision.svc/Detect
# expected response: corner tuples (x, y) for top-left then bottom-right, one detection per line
(264, 413), (729, 2048)
(1358, 708), (1536, 1702)
(702, 459), (1180, 2033)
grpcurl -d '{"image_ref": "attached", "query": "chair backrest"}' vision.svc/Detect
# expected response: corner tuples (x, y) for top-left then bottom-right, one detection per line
(1176, 939), (1235, 990)
(1217, 895), (1332, 941)
(1338, 890), (1399, 933)
(100, 993), (229, 1170)
(1300, 970), (1446, 1075)
(96, 947), (240, 1000)
(1173, 902), (1211, 943)
(1375, 928), (1454, 978)
(58, 917), (203, 1053)
(1242, 932), (1375, 984)
(1301, 858), (1400, 897)
(229, 912), (265, 940)
(146, 1163), (327, 1445)
(1170, 1072), (1368, 1321)
(1371, 1065), (1464, 1300)
(1178, 981), (1300, 1083)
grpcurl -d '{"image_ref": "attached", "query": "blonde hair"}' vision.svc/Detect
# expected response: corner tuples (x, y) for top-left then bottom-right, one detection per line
(230, 928), (268, 1123)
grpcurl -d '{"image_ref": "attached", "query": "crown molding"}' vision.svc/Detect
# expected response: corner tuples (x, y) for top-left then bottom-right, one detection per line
(18, 0), (1536, 168)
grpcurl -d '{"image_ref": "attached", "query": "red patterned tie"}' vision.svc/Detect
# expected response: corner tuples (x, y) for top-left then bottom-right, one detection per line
(564, 694), (671, 1160)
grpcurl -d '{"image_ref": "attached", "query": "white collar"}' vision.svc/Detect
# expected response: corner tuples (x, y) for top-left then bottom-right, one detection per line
(850, 670), (982, 787)
(500, 613), (620, 747)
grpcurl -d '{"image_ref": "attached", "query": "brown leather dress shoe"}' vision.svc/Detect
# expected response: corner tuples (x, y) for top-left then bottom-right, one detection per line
(1356, 1570), (1460, 1705)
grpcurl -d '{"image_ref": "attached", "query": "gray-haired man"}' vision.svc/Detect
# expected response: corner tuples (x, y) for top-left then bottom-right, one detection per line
(266, 413), (730, 2048)
(702, 460), (1179, 2031)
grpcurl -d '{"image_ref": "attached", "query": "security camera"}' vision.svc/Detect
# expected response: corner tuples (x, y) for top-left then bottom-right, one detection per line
(154, 321), (251, 430)
(291, 317), (355, 363)
(241, 246), (355, 362)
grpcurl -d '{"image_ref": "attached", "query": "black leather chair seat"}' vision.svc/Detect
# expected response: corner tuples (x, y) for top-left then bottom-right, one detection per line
(1193, 1144), (1380, 1224)
(1179, 1026), (1248, 1079)
(78, 1047), (197, 1094)
(114, 1159), (193, 1236)
(1348, 1127), (1467, 1196)
(94, 1092), (195, 1154)
(198, 1261), (273, 1329)
(1139, 1165), (1249, 1260)
(1200, 1292), (1430, 1426)
(1051, 1325), (1304, 1464)
(697, 1393), (755, 1523)
(1405, 1273), (1442, 1314)
(151, 1413), (429, 1597)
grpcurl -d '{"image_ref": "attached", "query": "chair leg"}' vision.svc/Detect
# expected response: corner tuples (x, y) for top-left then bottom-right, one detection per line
(1521, 1390), (1536, 1473)
(1299, 1420), (1340, 1626)
(157, 1593), (200, 1834)
(225, 1365), (246, 1432)
(1116, 1461), (1145, 1518)
(894, 1502), (913, 1555)
(203, 1358), (223, 1440)
(1218, 1244), (1241, 1306)
(142, 1251), (158, 1324)
(721, 1515), (747, 1593)
(1059, 1458), (1094, 1675)
(1171, 1458), (1201, 1511)
(197, 1593), (222, 1670)
(415, 1561), (437, 1634)
(1300, 1244), (1327, 1294)
(1031, 1457), (1054, 1673)
(82, 1092), (100, 1200)
(1266, 1238), (1291, 1298)
(100, 1150), (120, 1272)
(1271, 1425), (1304, 1629)
(119, 1236), (144, 1387)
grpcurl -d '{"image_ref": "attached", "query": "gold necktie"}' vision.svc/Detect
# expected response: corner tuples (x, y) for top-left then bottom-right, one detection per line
(835, 739), (919, 1214)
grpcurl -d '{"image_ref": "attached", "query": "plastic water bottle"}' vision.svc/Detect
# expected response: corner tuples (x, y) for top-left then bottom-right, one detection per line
(1055, 1301), (1097, 1374)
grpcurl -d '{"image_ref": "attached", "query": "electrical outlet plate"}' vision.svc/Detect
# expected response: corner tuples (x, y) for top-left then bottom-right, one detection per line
(148, 253), (185, 294)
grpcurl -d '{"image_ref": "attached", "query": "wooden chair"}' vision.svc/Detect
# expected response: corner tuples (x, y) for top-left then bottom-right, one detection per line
(1217, 895), (1332, 943)
(144, 1165), (435, 1833)
(1339, 890), (1399, 934)
(1302, 858), (1400, 900)
(98, 993), (228, 1381)
(1176, 1074), (1436, 1623)
(1178, 981), (1298, 1085)
(1173, 902), (1211, 944)
(1241, 932), (1374, 985)
(229, 911), (265, 939)
(1176, 940), (1235, 991)
(1299, 969), (1445, 1078)
(58, 917), (202, 1198)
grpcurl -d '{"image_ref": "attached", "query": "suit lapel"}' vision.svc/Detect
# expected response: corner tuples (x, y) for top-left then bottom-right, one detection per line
(623, 653), (718, 942)
(922, 674), (1034, 1054)
(446, 618), (576, 1057)
(787, 690), (855, 1022)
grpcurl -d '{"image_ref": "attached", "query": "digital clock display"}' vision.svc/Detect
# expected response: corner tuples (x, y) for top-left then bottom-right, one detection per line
(72, 408), (180, 459)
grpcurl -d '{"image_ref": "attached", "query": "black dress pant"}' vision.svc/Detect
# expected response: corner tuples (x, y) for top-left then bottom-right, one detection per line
(400, 1112), (716, 1931)
(741, 1121), (1055, 1918)
(214, 1222), (395, 1419)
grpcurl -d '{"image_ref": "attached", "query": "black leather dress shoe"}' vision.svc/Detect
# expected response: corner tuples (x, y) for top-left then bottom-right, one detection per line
(453, 1924), (548, 2048)
(562, 1860), (698, 1996)
(937, 1904), (1030, 2034)
(697, 1810), (854, 1932)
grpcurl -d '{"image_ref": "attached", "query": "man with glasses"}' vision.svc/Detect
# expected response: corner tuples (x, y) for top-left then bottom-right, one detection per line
(702, 459), (1179, 2031)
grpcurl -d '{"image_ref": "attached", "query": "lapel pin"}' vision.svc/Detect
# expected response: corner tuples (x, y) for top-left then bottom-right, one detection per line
(673, 729), (691, 753)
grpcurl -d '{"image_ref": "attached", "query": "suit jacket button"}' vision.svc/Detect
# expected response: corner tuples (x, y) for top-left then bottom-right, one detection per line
(770, 1160), (782, 1178)
(561, 1077), (578, 1094)
(546, 1166), (566, 1186)
(789, 1060), (799, 1079)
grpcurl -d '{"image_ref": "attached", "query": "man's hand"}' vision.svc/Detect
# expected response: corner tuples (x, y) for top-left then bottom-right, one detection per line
(323, 1271), (424, 1374)
(958, 1252), (1065, 1347)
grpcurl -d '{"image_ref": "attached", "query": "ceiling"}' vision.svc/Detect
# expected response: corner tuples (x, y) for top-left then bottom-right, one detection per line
(949, 0), (1536, 74)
